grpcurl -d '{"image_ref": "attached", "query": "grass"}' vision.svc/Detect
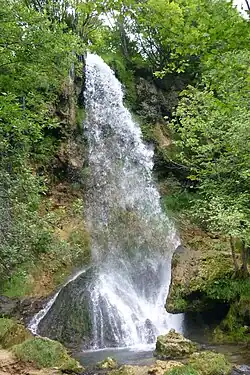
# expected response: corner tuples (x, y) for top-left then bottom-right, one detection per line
(165, 365), (199, 375)
(12, 337), (82, 372)
(188, 351), (232, 375)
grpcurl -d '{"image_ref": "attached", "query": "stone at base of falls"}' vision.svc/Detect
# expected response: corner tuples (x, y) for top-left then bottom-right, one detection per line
(154, 329), (198, 359)
(97, 357), (118, 369)
(37, 267), (94, 348)
(232, 365), (250, 375)
(148, 360), (184, 375)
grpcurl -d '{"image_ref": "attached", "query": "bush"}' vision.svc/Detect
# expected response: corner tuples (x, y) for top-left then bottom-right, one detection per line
(0, 318), (32, 348)
(166, 365), (199, 375)
(0, 318), (15, 341)
(12, 337), (82, 372)
(188, 351), (232, 375)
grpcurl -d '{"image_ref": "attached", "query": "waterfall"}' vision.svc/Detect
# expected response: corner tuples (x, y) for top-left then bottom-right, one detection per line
(30, 53), (183, 349)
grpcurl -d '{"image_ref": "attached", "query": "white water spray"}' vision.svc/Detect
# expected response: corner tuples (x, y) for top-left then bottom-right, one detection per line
(30, 53), (183, 349)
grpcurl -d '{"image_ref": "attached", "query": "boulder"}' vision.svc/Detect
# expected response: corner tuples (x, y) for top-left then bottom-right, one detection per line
(166, 226), (234, 314)
(232, 365), (250, 375)
(97, 357), (118, 369)
(148, 360), (184, 375)
(37, 267), (95, 348)
(154, 329), (198, 359)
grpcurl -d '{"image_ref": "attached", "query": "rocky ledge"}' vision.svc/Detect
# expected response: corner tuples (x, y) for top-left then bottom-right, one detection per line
(165, 224), (250, 343)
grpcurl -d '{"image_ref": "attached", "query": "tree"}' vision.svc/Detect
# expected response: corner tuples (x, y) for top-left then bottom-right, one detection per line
(170, 48), (250, 277)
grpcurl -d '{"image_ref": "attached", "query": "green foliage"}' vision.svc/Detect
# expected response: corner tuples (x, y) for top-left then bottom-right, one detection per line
(165, 365), (198, 375)
(0, 318), (32, 349)
(12, 337), (82, 371)
(188, 351), (232, 375)
(170, 43), (250, 272)
(206, 277), (250, 301)
(0, 319), (16, 341)
(0, 0), (86, 287)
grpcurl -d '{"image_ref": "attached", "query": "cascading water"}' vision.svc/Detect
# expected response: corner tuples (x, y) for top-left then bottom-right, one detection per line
(31, 53), (183, 349)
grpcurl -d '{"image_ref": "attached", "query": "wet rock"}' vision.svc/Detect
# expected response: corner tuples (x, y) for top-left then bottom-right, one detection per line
(37, 267), (94, 348)
(154, 329), (198, 359)
(0, 295), (49, 324)
(144, 319), (156, 344)
(96, 357), (118, 369)
(232, 365), (250, 375)
(166, 243), (233, 314)
(0, 296), (18, 317)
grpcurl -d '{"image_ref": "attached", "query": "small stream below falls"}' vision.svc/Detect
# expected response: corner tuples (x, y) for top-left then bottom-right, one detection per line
(74, 344), (250, 367)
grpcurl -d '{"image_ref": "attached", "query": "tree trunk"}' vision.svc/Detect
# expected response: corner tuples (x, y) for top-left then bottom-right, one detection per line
(229, 236), (239, 275)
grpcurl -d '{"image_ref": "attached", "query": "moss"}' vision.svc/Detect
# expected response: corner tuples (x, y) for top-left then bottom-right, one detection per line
(110, 365), (136, 375)
(212, 326), (249, 344)
(76, 107), (86, 131)
(166, 286), (190, 313)
(0, 319), (32, 349)
(155, 330), (198, 360)
(12, 337), (82, 372)
(96, 357), (118, 369)
(165, 365), (199, 375)
(0, 318), (16, 342)
(188, 351), (232, 375)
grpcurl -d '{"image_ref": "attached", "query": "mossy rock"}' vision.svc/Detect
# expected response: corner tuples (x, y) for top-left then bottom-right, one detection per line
(188, 351), (232, 375)
(154, 329), (198, 360)
(0, 318), (32, 348)
(165, 364), (199, 375)
(166, 247), (234, 314)
(149, 360), (184, 375)
(96, 356), (118, 369)
(110, 365), (137, 375)
(12, 337), (82, 372)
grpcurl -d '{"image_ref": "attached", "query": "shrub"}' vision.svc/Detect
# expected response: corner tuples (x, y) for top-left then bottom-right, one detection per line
(188, 351), (232, 375)
(12, 337), (82, 372)
(166, 365), (199, 375)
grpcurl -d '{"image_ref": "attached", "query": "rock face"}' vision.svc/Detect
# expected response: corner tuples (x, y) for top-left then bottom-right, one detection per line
(0, 295), (49, 324)
(232, 365), (250, 375)
(37, 267), (94, 348)
(154, 329), (198, 359)
(166, 233), (234, 314)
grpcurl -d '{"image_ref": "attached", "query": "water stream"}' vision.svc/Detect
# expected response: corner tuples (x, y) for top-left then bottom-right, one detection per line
(29, 53), (183, 350)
